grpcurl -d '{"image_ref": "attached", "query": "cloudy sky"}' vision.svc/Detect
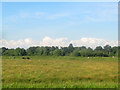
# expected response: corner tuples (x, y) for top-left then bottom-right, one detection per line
(2, 2), (118, 49)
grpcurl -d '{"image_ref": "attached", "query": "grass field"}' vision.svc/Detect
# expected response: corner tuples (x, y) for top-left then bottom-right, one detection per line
(2, 56), (118, 88)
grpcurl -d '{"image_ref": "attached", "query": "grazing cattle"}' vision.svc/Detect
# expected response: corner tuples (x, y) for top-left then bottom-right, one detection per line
(26, 57), (30, 59)
(22, 57), (30, 60)
(22, 57), (26, 59)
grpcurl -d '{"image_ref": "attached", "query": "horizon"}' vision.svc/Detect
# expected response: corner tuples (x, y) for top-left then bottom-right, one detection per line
(1, 42), (118, 50)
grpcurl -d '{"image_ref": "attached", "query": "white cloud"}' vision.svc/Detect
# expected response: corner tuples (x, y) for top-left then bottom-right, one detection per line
(1, 38), (38, 49)
(0, 37), (118, 49)
(70, 38), (118, 48)
(40, 36), (68, 47)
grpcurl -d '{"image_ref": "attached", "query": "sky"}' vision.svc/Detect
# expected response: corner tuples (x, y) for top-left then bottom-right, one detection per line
(1, 2), (118, 49)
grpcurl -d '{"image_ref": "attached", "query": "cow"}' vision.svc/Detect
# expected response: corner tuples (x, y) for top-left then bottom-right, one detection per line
(26, 57), (30, 59)
(22, 57), (26, 59)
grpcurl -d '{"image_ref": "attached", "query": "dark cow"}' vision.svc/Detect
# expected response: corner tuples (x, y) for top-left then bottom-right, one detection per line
(22, 57), (26, 59)
(22, 57), (30, 60)
(26, 57), (30, 59)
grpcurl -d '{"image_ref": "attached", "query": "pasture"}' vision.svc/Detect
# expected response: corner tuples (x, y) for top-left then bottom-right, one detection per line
(2, 56), (118, 88)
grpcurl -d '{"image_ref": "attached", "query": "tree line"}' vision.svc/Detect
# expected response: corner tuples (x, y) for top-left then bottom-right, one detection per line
(0, 44), (119, 57)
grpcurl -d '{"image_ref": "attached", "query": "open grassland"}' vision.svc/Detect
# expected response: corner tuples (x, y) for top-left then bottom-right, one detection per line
(2, 56), (118, 88)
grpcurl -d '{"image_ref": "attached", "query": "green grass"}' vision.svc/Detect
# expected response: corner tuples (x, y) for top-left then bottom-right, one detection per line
(2, 56), (118, 88)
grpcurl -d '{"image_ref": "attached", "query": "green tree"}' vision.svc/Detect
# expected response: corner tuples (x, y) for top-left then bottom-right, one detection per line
(95, 46), (103, 51)
(104, 45), (111, 56)
(15, 47), (26, 56)
(68, 44), (74, 53)
(71, 50), (80, 56)
(53, 49), (61, 56)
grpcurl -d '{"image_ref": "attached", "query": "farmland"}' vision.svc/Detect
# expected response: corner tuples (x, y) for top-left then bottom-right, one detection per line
(2, 56), (118, 88)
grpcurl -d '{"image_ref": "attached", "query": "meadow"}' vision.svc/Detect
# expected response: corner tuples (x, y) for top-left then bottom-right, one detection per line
(2, 56), (118, 88)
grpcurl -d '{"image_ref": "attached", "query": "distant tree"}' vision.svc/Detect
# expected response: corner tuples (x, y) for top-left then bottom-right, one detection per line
(50, 46), (56, 51)
(95, 51), (104, 57)
(15, 47), (26, 56)
(20, 48), (26, 56)
(7, 49), (16, 56)
(49, 51), (54, 56)
(42, 47), (49, 56)
(60, 49), (65, 56)
(71, 50), (80, 56)
(111, 46), (118, 56)
(2, 47), (8, 55)
(26, 47), (37, 56)
(104, 45), (111, 56)
(68, 44), (74, 53)
(80, 46), (87, 50)
(53, 49), (61, 56)
(36, 47), (44, 56)
(87, 47), (93, 51)
(80, 49), (88, 57)
(61, 47), (69, 56)
(95, 46), (103, 51)
(15, 47), (21, 56)
(1, 44), (118, 57)
(87, 47), (94, 57)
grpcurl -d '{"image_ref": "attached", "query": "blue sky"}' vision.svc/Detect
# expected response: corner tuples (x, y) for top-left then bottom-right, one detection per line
(1, 2), (118, 48)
